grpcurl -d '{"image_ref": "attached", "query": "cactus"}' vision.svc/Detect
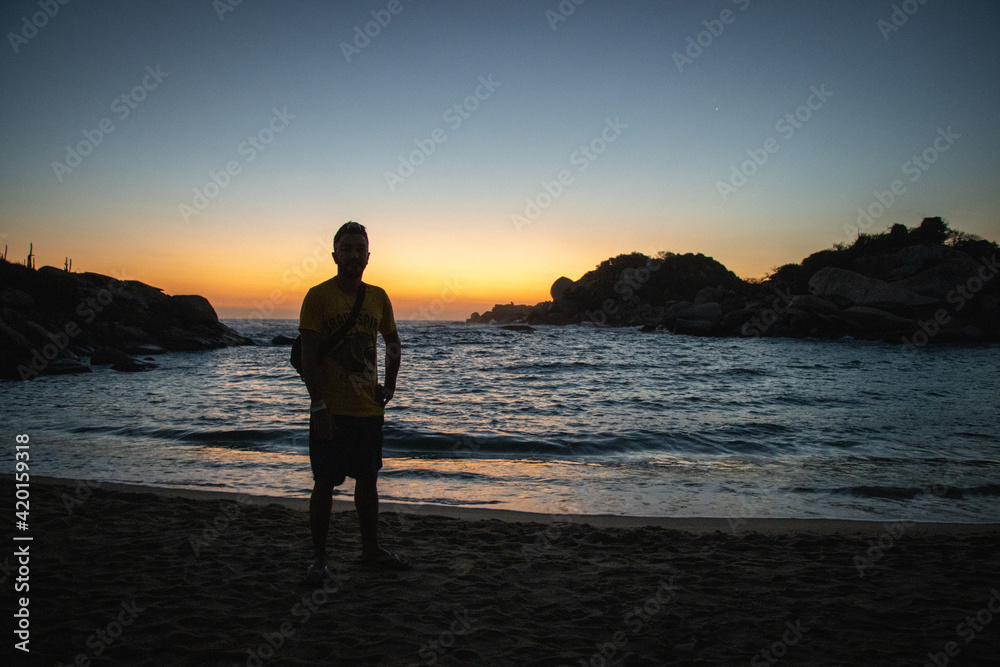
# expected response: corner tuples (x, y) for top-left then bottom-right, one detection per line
(26, 243), (34, 269)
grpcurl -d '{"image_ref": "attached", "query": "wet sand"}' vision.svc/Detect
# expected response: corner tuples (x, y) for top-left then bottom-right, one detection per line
(11, 477), (1000, 666)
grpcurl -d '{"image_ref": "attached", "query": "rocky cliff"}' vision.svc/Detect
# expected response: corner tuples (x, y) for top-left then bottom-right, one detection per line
(468, 218), (1000, 345)
(0, 260), (253, 380)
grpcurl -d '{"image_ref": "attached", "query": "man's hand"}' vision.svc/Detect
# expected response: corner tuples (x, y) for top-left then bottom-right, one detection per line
(376, 384), (395, 407)
(313, 409), (336, 440)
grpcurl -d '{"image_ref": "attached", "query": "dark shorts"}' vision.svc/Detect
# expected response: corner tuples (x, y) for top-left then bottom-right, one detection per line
(309, 413), (384, 487)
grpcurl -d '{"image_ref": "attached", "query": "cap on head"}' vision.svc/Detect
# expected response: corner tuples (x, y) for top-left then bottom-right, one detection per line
(334, 221), (368, 248)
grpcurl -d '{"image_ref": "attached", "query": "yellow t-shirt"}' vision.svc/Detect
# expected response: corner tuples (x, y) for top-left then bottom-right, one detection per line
(298, 279), (397, 417)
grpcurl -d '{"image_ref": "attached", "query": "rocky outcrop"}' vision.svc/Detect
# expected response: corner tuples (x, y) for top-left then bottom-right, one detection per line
(466, 218), (1000, 345)
(0, 260), (253, 381)
(808, 268), (939, 309)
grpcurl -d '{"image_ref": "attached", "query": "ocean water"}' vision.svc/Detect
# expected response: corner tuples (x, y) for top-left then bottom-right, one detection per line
(2, 319), (998, 522)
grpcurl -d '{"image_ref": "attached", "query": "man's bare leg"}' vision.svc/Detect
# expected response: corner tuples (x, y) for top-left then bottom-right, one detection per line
(354, 476), (381, 557)
(310, 482), (335, 566)
(354, 478), (408, 568)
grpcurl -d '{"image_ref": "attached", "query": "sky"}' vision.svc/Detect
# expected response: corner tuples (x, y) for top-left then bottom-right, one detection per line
(1, 0), (998, 320)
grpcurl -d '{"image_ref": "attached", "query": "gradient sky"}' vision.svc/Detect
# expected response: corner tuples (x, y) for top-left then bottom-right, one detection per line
(2, 0), (998, 320)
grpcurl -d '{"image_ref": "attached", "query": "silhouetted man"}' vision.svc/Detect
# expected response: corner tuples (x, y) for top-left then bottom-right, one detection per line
(299, 221), (405, 581)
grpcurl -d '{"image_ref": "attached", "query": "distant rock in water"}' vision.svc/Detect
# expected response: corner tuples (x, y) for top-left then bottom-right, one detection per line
(0, 260), (253, 381)
(111, 357), (158, 373)
(271, 335), (297, 346)
(467, 217), (1000, 345)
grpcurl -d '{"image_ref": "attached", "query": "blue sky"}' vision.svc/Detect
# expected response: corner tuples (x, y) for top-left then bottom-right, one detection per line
(2, 0), (998, 319)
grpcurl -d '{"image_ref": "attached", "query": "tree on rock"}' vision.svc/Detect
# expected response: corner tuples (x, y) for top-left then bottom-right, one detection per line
(911, 216), (950, 245)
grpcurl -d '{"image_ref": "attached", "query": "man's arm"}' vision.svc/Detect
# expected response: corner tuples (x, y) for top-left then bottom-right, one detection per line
(380, 331), (401, 405)
(300, 329), (325, 403)
(301, 329), (336, 438)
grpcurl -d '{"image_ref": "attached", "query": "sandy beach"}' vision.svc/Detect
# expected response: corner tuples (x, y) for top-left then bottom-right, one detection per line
(9, 477), (1000, 666)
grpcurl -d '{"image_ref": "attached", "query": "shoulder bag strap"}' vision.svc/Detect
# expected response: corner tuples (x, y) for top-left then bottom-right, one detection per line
(316, 283), (367, 363)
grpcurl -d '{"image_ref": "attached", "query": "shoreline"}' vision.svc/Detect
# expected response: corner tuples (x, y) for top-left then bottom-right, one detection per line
(12, 476), (1000, 665)
(34, 475), (1000, 536)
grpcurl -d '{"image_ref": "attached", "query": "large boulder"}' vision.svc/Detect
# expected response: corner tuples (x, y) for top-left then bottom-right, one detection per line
(0, 287), (36, 309)
(676, 302), (723, 324)
(786, 294), (842, 315)
(808, 267), (938, 310)
(109, 279), (171, 314)
(694, 286), (732, 305)
(550, 276), (575, 302)
(34, 265), (81, 306)
(112, 323), (155, 347)
(893, 254), (984, 300)
(839, 307), (916, 333)
(0, 317), (34, 380)
(673, 302), (723, 335)
(674, 318), (717, 335)
(658, 301), (693, 328)
(170, 294), (219, 325)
